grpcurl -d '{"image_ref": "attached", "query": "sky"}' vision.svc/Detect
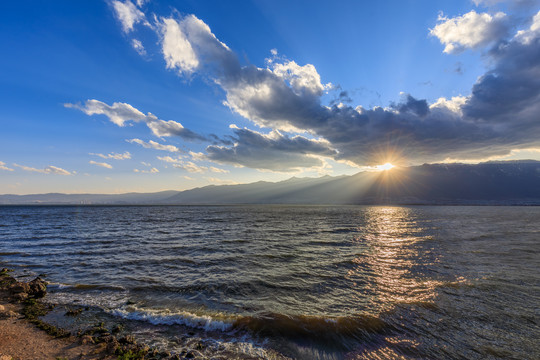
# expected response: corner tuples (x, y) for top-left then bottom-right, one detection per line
(1, 0), (540, 194)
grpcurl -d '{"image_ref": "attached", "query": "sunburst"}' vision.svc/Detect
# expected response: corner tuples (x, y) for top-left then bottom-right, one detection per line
(375, 162), (395, 171)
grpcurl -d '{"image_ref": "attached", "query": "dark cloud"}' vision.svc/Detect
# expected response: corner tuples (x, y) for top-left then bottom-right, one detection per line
(329, 89), (353, 106)
(152, 11), (540, 167)
(146, 116), (208, 141)
(206, 127), (337, 171)
(463, 35), (540, 126)
(393, 94), (430, 117)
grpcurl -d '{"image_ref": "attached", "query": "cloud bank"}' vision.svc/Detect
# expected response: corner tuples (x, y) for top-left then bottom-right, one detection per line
(109, 5), (540, 169)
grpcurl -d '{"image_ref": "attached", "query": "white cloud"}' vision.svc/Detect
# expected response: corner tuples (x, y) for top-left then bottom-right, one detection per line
(89, 160), (113, 169)
(156, 155), (183, 164)
(160, 17), (199, 75)
(157, 156), (204, 173)
(271, 60), (330, 96)
(131, 38), (146, 55)
(134, 167), (159, 173)
(430, 96), (468, 115)
(0, 161), (14, 171)
(14, 164), (72, 175)
(127, 138), (181, 152)
(205, 177), (238, 185)
(208, 166), (229, 173)
(515, 10), (540, 44)
(173, 161), (207, 173)
(112, 0), (147, 33)
(65, 100), (145, 126)
(66, 99), (205, 141)
(90, 151), (131, 160)
(430, 10), (509, 53)
(145, 116), (206, 140)
(157, 155), (228, 173)
(158, 14), (231, 77)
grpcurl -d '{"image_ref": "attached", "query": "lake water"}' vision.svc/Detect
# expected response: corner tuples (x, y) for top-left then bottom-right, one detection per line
(0, 205), (539, 359)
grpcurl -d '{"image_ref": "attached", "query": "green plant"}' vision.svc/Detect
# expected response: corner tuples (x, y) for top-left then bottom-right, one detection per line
(116, 349), (147, 360)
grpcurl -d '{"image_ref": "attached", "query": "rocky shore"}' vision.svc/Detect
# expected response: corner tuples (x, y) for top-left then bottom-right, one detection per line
(0, 268), (196, 360)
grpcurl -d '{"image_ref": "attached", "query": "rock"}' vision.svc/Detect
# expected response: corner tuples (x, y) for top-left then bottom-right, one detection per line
(0, 272), (16, 289)
(94, 342), (108, 353)
(9, 281), (30, 294)
(80, 335), (95, 345)
(0, 304), (5, 311)
(0, 310), (19, 319)
(65, 308), (83, 316)
(106, 339), (119, 353)
(118, 335), (136, 344)
(28, 277), (47, 298)
(11, 292), (28, 302)
(99, 334), (116, 343)
(112, 323), (124, 334)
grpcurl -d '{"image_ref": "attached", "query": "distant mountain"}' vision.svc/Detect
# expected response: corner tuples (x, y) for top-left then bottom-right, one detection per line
(1, 161), (539, 205)
(0, 191), (179, 205)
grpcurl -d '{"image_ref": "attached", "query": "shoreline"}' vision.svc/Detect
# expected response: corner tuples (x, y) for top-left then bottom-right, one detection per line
(0, 268), (190, 360)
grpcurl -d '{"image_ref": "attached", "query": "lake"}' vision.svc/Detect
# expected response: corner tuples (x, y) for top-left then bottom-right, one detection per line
(0, 205), (538, 359)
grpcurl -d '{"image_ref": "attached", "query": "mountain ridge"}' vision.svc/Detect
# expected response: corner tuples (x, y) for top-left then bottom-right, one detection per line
(1, 160), (539, 205)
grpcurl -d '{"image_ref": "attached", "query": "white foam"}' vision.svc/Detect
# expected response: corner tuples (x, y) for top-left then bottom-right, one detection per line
(48, 282), (72, 289)
(110, 306), (234, 332)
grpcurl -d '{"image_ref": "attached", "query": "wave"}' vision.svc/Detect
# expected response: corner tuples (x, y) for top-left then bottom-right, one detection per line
(0, 251), (23, 256)
(110, 306), (234, 332)
(107, 305), (388, 348)
(48, 282), (126, 291)
(234, 312), (388, 342)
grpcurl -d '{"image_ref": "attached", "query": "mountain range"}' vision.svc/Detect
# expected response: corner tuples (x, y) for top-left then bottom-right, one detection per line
(1, 160), (539, 205)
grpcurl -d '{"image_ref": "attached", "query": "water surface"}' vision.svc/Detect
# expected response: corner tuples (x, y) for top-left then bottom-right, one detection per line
(0, 205), (539, 359)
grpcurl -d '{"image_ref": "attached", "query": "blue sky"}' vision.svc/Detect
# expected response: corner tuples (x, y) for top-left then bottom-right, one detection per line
(1, 0), (539, 194)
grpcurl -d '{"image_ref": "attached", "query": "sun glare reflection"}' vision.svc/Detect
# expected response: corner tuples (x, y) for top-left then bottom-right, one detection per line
(347, 207), (439, 313)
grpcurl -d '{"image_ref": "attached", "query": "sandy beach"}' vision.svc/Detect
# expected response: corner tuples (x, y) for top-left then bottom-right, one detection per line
(0, 301), (112, 360)
(0, 269), (179, 360)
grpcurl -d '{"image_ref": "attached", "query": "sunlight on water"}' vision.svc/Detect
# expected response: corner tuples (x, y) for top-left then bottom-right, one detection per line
(1, 205), (539, 359)
(344, 207), (438, 315)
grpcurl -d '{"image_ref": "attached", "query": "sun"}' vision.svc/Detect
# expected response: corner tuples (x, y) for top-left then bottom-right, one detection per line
(376, 162), (395, 171)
